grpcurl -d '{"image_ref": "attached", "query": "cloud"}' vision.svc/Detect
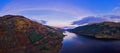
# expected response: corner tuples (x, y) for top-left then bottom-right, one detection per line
(102, 15), (120, 22)
(38, 20), (47, 25)
(72, 15), (120, 25)
(0, 0), (97, 27)
(72, 16), (105, 25)
(112, 6), (120, 15)
(0, 0), (95, 18)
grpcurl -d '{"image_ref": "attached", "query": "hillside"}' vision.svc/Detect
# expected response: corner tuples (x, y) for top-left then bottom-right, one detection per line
(0, 15), (64, 53)
(69, 22), (120, 39)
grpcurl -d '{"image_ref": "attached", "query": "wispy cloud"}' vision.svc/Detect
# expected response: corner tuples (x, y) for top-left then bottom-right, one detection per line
(112, 6), (120, 15)
(0, 0), (95, 17)
(0, 0), (96, 27)
(72, 15), (120, 25)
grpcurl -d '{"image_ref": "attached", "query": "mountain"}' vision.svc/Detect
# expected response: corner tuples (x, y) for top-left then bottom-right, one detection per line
(69, 22), (120, 39)
(0, 15), (64, 53)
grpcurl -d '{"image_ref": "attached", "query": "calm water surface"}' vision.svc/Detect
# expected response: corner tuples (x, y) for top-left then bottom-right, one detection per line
(59, 31), (120, 53)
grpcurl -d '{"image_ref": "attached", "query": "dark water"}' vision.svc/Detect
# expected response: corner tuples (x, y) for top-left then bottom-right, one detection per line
(59, 31), (120, 53)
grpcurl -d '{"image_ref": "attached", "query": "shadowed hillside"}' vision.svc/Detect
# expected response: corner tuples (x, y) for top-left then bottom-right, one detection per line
(69, 22), (120, 39)
(0, 15), (64, 53)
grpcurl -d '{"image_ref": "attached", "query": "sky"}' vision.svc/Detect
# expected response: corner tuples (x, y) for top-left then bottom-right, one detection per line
(0, 0), (120, 27)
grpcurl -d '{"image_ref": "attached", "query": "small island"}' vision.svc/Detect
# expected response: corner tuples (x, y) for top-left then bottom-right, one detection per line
(69, 22), (120, 39)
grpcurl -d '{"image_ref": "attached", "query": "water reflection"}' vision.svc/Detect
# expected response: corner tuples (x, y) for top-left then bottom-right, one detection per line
(63, 31), (77, 40)
(59, 31), (120, 53)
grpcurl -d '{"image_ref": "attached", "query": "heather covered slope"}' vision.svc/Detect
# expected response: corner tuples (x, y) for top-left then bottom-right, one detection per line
(0, 15), (64, 53)
(69, 22), (120, 39)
